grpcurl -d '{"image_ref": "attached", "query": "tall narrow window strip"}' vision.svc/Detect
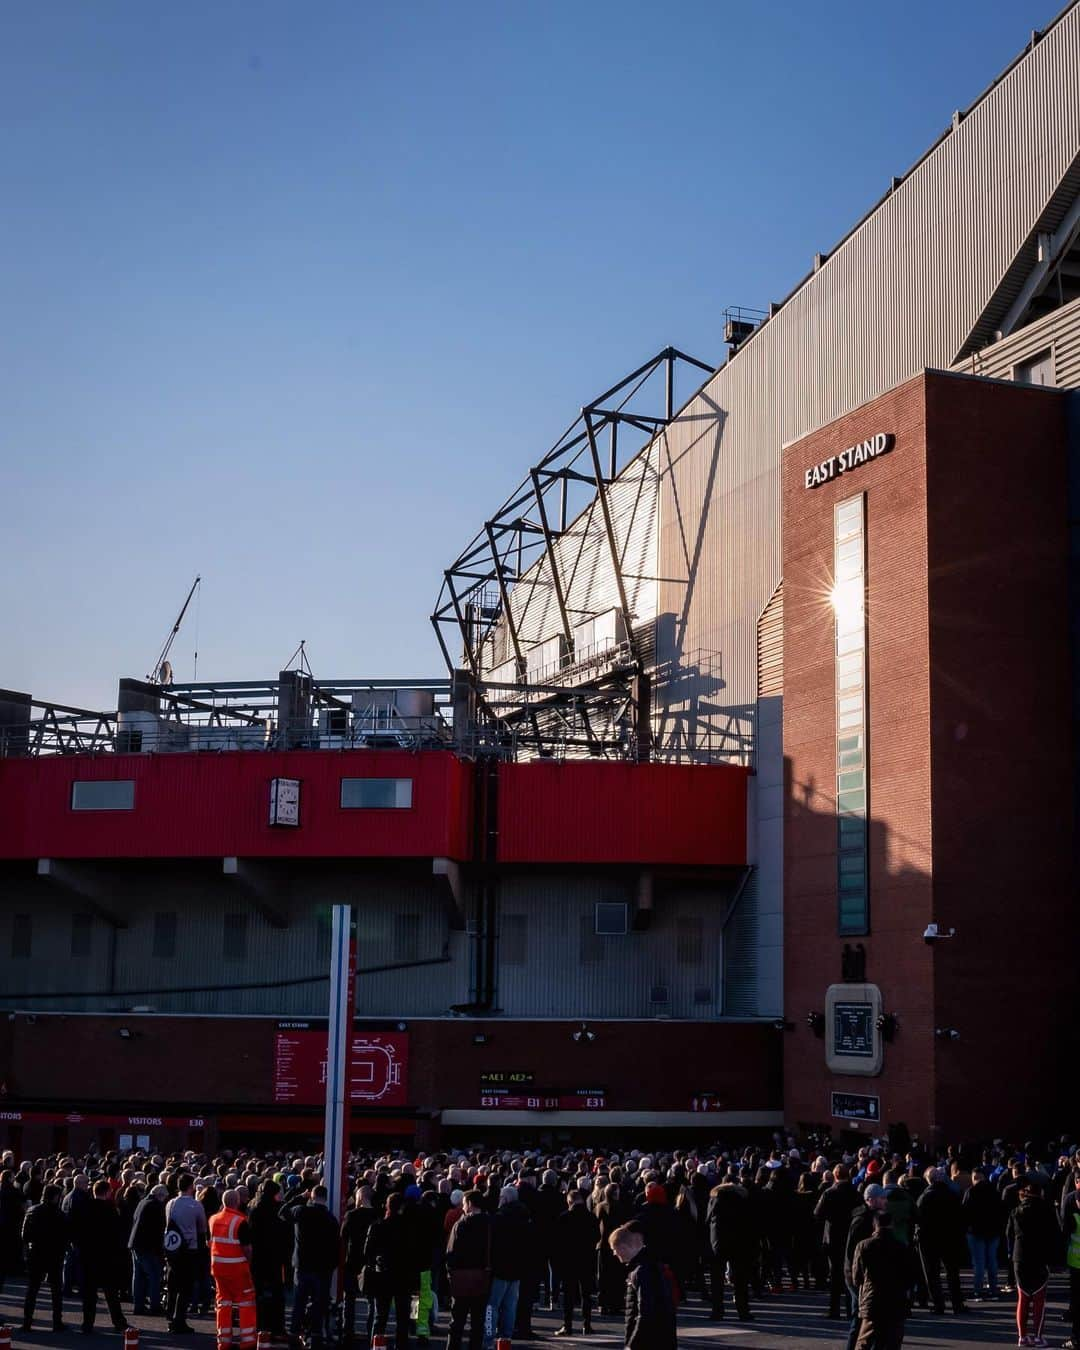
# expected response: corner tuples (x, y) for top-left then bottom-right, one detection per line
(835, 492), (869, 935)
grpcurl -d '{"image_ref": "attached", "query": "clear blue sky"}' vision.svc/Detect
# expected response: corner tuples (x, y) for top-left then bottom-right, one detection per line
(2, 0), (1056, 709)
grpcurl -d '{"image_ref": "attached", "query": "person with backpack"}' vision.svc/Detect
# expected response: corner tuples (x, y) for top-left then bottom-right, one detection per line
(610, 1223), (677, 1350)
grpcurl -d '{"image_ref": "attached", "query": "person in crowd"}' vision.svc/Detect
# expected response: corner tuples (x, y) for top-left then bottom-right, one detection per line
(21, 1182), (68, 1332)
(165, 1171), (209, 1334)
(487, 1183), (534, 1349)
(445, 1190), (493, 1350)
(249, 1178), (288, 1339)
(61, 1172), (92, 1298)
(0, 1168), (26, 1296)
(128, 1182), (169, 1316)
(916, 1166), (968, 1316)
(341, 1184), (377, 1346)
(552, 1186), (600, 1337)
(596, 1183), (628, 1316)
(1060, 1165), (1080, 1350)
(609, 1223), (677, 1350)
(843, 1185), (889, 1350)
(209, 1187), (255, 1350)
(816, 1163), (858, 1319)
(850, 1211), (914, 1350)
(289, 1184), (340, 1350)
(705, 1171), (754, 1321)
(1008, 1176), (1061, 1348)
(963, 1165), (1005, 1302)
(80, 1177), (130, 1334)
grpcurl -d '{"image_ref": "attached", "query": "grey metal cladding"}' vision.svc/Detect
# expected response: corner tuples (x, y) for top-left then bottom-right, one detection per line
(654, 6), (1080, 733)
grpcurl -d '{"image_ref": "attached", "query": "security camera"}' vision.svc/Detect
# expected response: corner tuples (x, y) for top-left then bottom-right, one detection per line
(923, 923), (956, 943)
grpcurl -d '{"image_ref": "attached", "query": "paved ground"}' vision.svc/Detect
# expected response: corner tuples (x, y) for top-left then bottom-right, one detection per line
(2, 1277), (1073, 1349)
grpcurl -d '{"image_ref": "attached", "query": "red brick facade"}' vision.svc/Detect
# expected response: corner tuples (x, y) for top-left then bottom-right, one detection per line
(783, 370), (1072, 1142)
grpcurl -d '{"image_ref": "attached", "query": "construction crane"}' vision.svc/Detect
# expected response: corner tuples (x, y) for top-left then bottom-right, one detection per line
(147, 575), (201, 685)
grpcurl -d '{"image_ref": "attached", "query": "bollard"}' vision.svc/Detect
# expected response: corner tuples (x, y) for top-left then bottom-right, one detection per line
(0, 1325), (12, 1350)
(371, 1337), (388, 1350)
(497, 1340), (513, 1350)
(123, 1329), (140, 1350)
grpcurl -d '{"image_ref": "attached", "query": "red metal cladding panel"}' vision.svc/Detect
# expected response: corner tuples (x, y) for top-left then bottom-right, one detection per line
(497, 761), (750, 865)
(0, 750), (474, 861)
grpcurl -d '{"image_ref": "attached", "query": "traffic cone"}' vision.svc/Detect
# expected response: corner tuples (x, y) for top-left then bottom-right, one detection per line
(371, 1337), (388, 1349)
(123, 1329), (140, 1350)
(497, 1340), (513, 1349)
(257, 1335), (272, 1350)
(0, 1326), (12, 1350)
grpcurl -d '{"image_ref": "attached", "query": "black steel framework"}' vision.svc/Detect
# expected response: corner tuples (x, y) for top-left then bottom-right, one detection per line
(431, 347), (714, 756)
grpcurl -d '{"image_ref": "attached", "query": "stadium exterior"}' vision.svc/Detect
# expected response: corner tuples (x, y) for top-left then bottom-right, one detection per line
(2, 4), (1080, 1156)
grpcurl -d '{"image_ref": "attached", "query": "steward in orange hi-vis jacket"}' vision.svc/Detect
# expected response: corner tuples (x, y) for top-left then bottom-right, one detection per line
(209, 1190), (256, 1350)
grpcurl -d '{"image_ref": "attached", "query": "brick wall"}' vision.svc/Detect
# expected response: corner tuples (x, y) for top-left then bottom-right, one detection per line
(783, 373), (936, 1139)
(782, 370), (1073, 1142)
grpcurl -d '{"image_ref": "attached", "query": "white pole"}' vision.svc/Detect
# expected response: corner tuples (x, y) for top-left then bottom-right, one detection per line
(322, 904), (351, 1223)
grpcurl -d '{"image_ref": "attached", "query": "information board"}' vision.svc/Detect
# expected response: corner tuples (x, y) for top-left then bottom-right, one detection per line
(273, 1029), (409, 1107)
(831, 1091), (881, 1121)
(478, 1087), (606, 1110)
(833, 1002), (875, 1057)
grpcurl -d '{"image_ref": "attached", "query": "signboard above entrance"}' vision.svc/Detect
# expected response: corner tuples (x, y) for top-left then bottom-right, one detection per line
(805, 432), (894, 489)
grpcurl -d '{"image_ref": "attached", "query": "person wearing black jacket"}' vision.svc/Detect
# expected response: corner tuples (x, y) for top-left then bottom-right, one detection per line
(249, 1179), (289, 1339)
(916, 1169), (968, 1315)
(1008, 1178), (1061, 1346)
(128, 1183), (167, 1315)
(851, 1213), (915, 1350)
(843, 1186), (889, 1350)
(80, 1178), (130, 1334)
(816, 1165), (859, 1318)
(1059, 1168), (1080, 1350)
(963, 1167), (1004, 1301)
(611, 1225), (677, 1350)
(596, 1184), (628, 1316)
(289, 1186), (340, 1349)
(0, 1169), (25, 1296)
(340, 1186), (377, 1346)
(706, 1178), (755, 1320)
(488, 1186), (535, 1347)
(552, 1188), (600, 1337)
(445, 1191), (492, 1350)
(22, 1184), (68, 1332)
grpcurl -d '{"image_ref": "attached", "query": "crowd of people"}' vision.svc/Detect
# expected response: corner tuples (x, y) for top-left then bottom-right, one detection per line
(0, 1132), (1078, 1350)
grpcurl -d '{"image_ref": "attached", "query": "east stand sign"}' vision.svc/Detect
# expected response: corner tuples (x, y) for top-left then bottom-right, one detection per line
(805, 432), (893, 488)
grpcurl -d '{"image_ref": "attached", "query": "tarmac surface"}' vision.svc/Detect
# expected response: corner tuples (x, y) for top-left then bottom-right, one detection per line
(2, 1276), (1072, 1349)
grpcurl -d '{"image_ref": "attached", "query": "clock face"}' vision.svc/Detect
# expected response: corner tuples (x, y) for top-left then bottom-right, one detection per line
(270, 777), (301, 826)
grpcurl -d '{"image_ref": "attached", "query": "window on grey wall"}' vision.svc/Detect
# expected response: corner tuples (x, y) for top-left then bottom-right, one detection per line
(1014, 349), (1054, 386)
(677, 915), (704, 965)
(393, 913), (420, 964)
(12, 914), (32, 959)
(223, 912), (248, 962)
(501, 914), (528, 966)
(71, 913), (93, 958)
(153, 912), (177, 960)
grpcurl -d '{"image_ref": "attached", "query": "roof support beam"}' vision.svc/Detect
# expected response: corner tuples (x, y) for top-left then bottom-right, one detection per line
(223, 857), (290, 929)
(999, 193), (1080, 338)
(37, 858), (126, 928)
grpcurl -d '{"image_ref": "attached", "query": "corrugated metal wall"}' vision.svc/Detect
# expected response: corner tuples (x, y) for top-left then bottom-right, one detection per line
(495, 876), (729, 1018)
(655, 9), (1080, 736)
(953, 292), (1080, 386)
(0, 874), (468, 1017)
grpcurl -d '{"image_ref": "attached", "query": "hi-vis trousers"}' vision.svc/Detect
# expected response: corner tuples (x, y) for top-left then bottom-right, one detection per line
(213, 1263), (256, 1350)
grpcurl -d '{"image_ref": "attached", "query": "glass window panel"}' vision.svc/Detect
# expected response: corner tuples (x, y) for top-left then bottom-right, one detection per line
(71, 780), (135, 811)
(839, 870), (866, 891)
(838, 709), (864, 731)
(837, 536), (863, 562)
(837, 733), (863, 752)
(837, 788), (866, 811)
(837, 655), (862, 681)
(838, 694), (863, 717)
(837, 631), (864, 657)
(340, 777), (413, 809)
(838, 852), (865, 873)
(839, 747), (864, 768)
(838, 770), (865, 791)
